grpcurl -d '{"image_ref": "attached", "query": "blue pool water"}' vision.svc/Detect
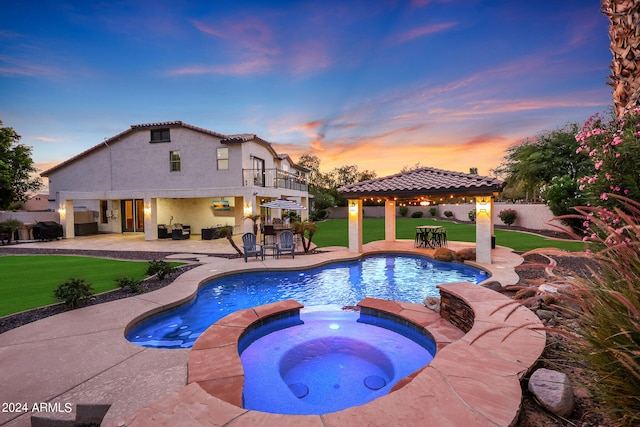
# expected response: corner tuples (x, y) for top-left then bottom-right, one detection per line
(126, 254), (487, 349)
(240, 310), (436, 415)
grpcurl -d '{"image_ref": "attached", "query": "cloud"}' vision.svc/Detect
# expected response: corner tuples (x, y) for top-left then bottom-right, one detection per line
(389, 22), (457, 44)
(0, 55), (65, 79)
(33, 136), (60, 143)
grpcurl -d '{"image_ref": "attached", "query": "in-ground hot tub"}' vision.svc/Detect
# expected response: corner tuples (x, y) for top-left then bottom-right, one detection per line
(238, 308), (436, 415)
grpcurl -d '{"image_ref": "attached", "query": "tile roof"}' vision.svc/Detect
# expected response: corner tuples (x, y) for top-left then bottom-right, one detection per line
(338, 167), (504, 197)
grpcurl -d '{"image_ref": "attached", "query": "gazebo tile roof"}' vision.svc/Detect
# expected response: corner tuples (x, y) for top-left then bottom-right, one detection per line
(338, 167), (503, 197)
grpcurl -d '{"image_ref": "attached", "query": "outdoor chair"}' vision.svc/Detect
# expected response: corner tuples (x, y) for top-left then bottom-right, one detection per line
(276, 230), (295, 259)
(242, 232), (264, 262)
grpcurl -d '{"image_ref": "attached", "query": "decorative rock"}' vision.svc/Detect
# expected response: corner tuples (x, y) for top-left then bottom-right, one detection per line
(433, 248), (457, 262)
(528, 368), (575, 417)
(536, 309), (557, 321)
(481, 281), (503, 292)
(538, 284), (559, 294)
(424, 296), (441, 313)
(456, 247), (476, 261)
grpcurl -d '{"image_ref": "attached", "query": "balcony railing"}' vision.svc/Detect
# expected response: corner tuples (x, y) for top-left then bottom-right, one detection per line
(243, 169), (308, 191)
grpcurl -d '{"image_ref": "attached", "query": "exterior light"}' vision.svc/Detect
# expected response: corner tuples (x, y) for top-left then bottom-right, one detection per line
(349, 200), (358, 215)
(477, 196), (491, 214)
(244, 203), (252, 216)
(58, 206), (66, 216)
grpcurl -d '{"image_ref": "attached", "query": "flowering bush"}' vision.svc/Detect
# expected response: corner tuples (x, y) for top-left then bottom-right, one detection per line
(576, 108), (640, 206)
(498, 208), (517, 226)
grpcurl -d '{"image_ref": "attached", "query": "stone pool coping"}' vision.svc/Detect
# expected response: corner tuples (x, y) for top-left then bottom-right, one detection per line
(117, 283), (545, 426)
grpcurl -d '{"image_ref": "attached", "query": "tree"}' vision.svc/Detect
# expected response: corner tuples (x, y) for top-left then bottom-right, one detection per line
(602, 0), (640, 116)
(0, 121), (42, 210)
(493, 123), (592, 201)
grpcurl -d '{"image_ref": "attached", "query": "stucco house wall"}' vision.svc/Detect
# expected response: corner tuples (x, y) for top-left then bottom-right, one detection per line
(41, 121), (309, 239)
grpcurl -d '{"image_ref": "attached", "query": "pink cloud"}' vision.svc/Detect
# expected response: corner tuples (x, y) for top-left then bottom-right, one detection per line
(389, 22), (457, 44)
(0, 55), (65, 78)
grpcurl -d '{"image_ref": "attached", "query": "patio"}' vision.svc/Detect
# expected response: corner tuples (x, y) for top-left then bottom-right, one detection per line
(0, 235), (538, 427)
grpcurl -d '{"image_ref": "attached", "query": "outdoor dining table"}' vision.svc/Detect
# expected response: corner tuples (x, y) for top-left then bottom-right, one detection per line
(415, 225), (447, 248)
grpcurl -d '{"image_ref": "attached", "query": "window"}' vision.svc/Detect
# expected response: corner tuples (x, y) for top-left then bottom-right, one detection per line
(150, 128), (170, 142)
(170, 151), (181, 172)
(217, 147), (229, 170)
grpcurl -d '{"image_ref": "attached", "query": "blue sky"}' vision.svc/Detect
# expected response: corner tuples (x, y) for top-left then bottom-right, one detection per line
(1, 0), (611, 180)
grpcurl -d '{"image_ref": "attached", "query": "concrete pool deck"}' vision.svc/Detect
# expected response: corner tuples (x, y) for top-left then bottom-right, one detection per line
(0, 235), (535, 426)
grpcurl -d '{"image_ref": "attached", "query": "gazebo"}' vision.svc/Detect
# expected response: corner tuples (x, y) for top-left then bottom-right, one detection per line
(337, 167), (505, 264)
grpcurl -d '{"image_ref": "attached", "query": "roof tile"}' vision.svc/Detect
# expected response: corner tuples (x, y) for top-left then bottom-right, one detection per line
(338, 167), (503, 197)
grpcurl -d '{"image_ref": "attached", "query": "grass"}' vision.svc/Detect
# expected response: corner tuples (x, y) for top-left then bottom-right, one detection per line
(311, 218), (585, 252)
(0, 256), (182, 316)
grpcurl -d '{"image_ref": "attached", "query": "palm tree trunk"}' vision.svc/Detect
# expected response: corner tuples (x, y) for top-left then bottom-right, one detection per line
(602, 0), (640, 115)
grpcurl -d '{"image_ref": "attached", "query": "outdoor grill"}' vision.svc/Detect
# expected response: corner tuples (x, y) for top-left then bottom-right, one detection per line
(32, 221), (63, 240)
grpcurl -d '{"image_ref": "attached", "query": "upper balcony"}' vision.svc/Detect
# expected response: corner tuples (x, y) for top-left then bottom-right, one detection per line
(243, 169), (308, 192)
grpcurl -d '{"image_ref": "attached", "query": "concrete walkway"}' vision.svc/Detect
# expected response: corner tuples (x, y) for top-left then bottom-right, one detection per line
(0, 236), (523, 426)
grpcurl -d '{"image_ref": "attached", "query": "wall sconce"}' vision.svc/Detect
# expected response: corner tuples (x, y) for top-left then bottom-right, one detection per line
(348, 200), (358, 215)
(243, 203), (253, 216)
(143, 205), (152, 216)
(477, 196), (491, 214)
(58, 206), (66, 216)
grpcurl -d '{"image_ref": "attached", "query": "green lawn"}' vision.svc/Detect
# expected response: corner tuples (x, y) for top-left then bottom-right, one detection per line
(0, 256), (181, 316)
(312, 218), (585, 253)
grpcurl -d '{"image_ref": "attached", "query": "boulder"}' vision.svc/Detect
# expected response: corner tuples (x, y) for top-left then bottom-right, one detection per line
(424, 296), (441, 313)
(528, 368), (575, 417)
(433, 248), (457, 262)
(456, 247), (476, 261)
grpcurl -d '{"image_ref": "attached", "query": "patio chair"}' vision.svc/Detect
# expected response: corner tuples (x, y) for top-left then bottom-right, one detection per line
(276, 230), (295, 259)
(242, 232), (264, 262)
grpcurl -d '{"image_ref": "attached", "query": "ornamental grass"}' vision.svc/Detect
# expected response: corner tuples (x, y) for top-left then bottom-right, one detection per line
(563, 195), (640, 426)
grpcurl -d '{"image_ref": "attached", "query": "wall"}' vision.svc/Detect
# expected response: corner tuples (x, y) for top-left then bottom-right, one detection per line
(325, 203), (558, 231)
(157, 197), (238, 234)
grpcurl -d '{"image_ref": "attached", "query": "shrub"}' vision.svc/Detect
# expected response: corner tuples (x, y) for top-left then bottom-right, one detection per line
(399, 206), (409, 217)
(565, 196), (640, 426)
(146, 260), (174, 280)
(429, 207), (437, 217)
(443, 210), (453, 218)
(498, 208), (517, 226)
(411, 211), (423, 218)
(116, 276), (142, 294)
(468, 209), (476, 222)
(54, 278), (94, 309)
(310, 209), (328, 221)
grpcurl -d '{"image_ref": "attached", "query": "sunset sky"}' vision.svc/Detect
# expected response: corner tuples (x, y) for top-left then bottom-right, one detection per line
(1, 0), (611, 180)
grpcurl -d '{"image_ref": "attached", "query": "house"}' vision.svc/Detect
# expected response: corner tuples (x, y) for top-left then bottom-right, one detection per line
(41, 121), (309, 240)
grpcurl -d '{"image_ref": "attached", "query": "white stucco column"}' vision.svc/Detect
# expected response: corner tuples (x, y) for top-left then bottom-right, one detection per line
(241, 196), (254, 234)
(300, 196), (309, 221)
(475, 196), (494, 264)
(385, 200), (396, 241)
(143, 198), (157, 240)
(59, 199), (75, 238)
(347, 199), (363, 253)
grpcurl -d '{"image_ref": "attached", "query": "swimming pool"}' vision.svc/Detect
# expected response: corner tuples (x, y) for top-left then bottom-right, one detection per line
(126, 254), (487, 349)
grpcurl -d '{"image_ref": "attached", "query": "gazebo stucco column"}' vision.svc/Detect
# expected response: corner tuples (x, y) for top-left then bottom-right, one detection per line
(475, 196), (495, 264)
(385, 200), (396, 241)
(143, 198), (158, 240)
(347, 199), (363, 253)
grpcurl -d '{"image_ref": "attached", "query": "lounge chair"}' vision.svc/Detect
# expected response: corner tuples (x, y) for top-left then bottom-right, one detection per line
(276, 230), (295, 259)
(242, 232), (264, 262)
